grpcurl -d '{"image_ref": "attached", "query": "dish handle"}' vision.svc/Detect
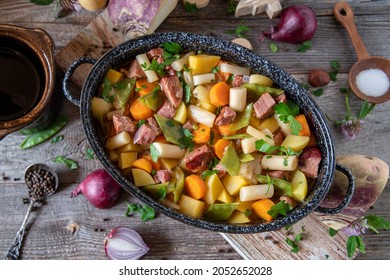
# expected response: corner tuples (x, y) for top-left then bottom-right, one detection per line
(62, 57), (97, 107)
(315, 163), (355, 214)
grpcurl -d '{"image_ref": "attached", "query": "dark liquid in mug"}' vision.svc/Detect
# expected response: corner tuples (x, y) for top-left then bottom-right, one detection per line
(0, 39), (43, 121)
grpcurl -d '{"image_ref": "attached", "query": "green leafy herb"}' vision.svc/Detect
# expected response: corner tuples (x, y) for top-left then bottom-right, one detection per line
(212, 66), (220, 73)
(300, 83), (310, 90)
(85, 148), (94, 160)
(365, 215), (390, 233)
(347, 235), (365, 258)
(357, 100), (376, 120)
(183, 1), (198, 13)
(178, 128), (194, 150)
(201, 169), (219, 180)
(161, 42), (182, 54)
(30, 0), (54, 5)
(53, 156), (78, 170)
(184, 83), (191, 104)
(157, 186), (167, 199)
(142, 60), (165, 76)
(226, 0), (237, 14)
(150, 144), (160, 162)
(285, 226), (305, 253)
(296, 41), (312, 52)
(311, 88), (324, 97)
(227, 20), (251, 38)
(255, 139), (279, 154)
(102, 78), (114, 103)
(244, 209), (252, 217)
(274, 102), (302, 135)
(329, 60), (340, 81)
(268, 200), (293, 218)
(329, 227), (338, 237)
(50, 135), (64, 143)
(126, 203), (156, 222)
(269, 43), (278, 53)
(136, 119), (147, 128)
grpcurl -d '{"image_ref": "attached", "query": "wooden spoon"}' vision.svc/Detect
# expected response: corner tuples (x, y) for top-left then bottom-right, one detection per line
(334, 2), (390, 104)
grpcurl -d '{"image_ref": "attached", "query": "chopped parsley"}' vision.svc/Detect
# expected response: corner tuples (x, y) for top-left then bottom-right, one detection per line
(85, 148), (94, 160)
(267, 200), (293, 218)
(102, 78), (114, 103)
(329, 60), (340, 81)
(126, 203), (156, 221)
(269, 43), (278, 53)
(150, 144), (160, 162)
(227, 20), (251, 38)
(50, 135), (64, 143)
(296, 41), (312, 52)
(183, 1), (198, 13)
(274, 101), (302, 135)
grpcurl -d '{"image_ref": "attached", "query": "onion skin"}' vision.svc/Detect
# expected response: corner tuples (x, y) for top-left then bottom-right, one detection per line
(71, 169), (122, 209)
(263, 5), (317, 44)
(104, 227), (149, 260)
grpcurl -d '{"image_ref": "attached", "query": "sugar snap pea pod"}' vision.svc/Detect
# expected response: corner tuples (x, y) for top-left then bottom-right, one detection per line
(19, 115), (67, 149)
(167, 167), (185, 204)
(143, 182), (169, 200)
(229, 103), (253, 131)
(115, 78), (136, 110)
(138, 90), (163, 111)
(220, 142), (240, 176)
(154, 114), (183, 145)
(257, 175), (292, 197)
(203, 203), (239, 221)
(243, 83), (284, 99)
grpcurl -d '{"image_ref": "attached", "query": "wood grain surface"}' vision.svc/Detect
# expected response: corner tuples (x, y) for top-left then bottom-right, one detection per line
(0, 0), (389, 260)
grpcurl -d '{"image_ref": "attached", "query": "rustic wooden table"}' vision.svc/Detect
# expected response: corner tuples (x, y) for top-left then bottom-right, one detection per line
(1, 0), (389, 260)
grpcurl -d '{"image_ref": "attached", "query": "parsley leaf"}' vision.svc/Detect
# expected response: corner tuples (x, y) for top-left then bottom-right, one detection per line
(183, 1), (198, 13)
(126, 203), (156, 222)
(227, 20), (251, 38)
(267, 200), (293, 218)
(226, 0), (237, 14)
(296, 41), (312, 52)
(102, 78), (114, 103)
(30, 0), (54, 5)
(287, 115), (303, 135)
(161, 42), (182, 54)
(274, 101), (302, 135)
(329, 60), (340, 81)
(201, 169), (219, 180)
(136, 119), (147, 128)
(365, 215), (390, 233)
(50, 135), (64, 143)
(311, 88), (324, 97)
(178, 128), (194, 150)
(53, 156), (78, 170)
(255, 139), (279, 154)
(286, 237), (299, 253)
(269, 43), (278, 53)
(85, 148), (94, 160)
(329, 227), (338, 237)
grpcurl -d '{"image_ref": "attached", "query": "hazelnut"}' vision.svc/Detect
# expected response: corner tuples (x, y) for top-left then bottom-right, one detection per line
(308, 69), (330, 87)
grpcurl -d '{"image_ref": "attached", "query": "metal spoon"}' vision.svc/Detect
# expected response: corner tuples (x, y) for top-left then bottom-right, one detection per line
(334, 2), (390, 104)
(3, 163), (59, 260)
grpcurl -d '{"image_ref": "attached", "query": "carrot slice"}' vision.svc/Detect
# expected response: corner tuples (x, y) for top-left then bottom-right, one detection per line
(252, 199), (275, 222)
(214, 138), (231, 159)
(209, 81), (230, 107)
(135, 79), (159, 96)
(295, 114), (311, 136)
(130, 99), (154, 120)
(143, 155), (161, 171)
(132, 158), (153, 173)
(154, 134), (169, 143)
(218, 124), (237, 136)
(184, 174), (207, 200)
(193, 124), (211, 144)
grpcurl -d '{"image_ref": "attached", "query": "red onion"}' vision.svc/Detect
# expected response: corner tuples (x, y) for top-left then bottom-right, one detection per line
(262, 5), (317, 44)
(104, 227), (149, 260)
(71, 169), (122, 209)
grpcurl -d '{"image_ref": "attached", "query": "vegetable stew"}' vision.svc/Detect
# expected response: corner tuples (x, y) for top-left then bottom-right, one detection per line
(92, 42), (322, 224)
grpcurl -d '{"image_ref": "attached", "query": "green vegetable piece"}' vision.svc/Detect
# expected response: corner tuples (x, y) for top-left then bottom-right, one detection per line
(267, 200), (293, 218)
(143, 182), (169, 199)
(238, 153), (254, 162)
(220, 142), (240, 176)
(138, 90), (162, 111)
(229, 103), (253, 131)
(126, 203), (155, 222)
(114, 78), (135, 110)
(222, 134), (252, 140)
(19, 115), (67, 149)
(167, 167), (185, 203)
(154, 114), (183, 145)
(258, 175), (292, 196)
(243, 83), (284, 99)
(53, 156), (78, 170)
(203, 203), (239, 221)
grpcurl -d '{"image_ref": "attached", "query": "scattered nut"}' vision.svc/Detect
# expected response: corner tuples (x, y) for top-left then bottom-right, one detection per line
(308, 69), (330, 87)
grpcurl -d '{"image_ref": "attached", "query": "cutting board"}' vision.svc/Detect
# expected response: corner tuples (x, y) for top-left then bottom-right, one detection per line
(55, 9), (353, 260)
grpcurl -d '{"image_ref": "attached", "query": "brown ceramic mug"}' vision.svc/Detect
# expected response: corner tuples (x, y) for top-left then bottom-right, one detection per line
(0, 24), (56, 139)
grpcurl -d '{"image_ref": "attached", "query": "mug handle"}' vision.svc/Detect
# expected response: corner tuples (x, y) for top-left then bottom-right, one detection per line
(315, 163), (355, 214)
(62, 57), (97, 107)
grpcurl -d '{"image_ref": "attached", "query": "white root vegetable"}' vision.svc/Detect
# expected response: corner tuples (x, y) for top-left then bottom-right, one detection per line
(182, 70), (194, 92)
(151, 142), (186, 159)
(188, 105), (216, 127)
(135, 53), (159, 83)
(261, 155), (298, 171)
(171, 51), (195, 71)
(193, 85), (211, 102)
(192, 73), (215, 86)
(220, 63), (250, 76)
(239, 184), (274, 201)
(246, 125), (274, 146)
(239, 154), (262, 184)
(241, 137), (257, 154)
(275, 114), (292, 135)
(229, 87), (247, 112)
(106, 131), (131, 150)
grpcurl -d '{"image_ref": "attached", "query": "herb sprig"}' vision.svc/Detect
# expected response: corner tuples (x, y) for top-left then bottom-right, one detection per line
(126, 203), (156, 222)
(227, 20), (251, 38)
(274, 101), (302, 135)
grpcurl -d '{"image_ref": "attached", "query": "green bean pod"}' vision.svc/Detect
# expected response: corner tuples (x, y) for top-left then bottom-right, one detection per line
(19, 115), (67, 149)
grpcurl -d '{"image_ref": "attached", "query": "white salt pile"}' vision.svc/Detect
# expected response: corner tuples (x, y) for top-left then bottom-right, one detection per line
(355, 68), (389, 97)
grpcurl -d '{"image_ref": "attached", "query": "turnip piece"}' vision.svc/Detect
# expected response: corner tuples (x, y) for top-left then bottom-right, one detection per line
(108, 0), (178, 38)
(317, 155), (389, 230)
